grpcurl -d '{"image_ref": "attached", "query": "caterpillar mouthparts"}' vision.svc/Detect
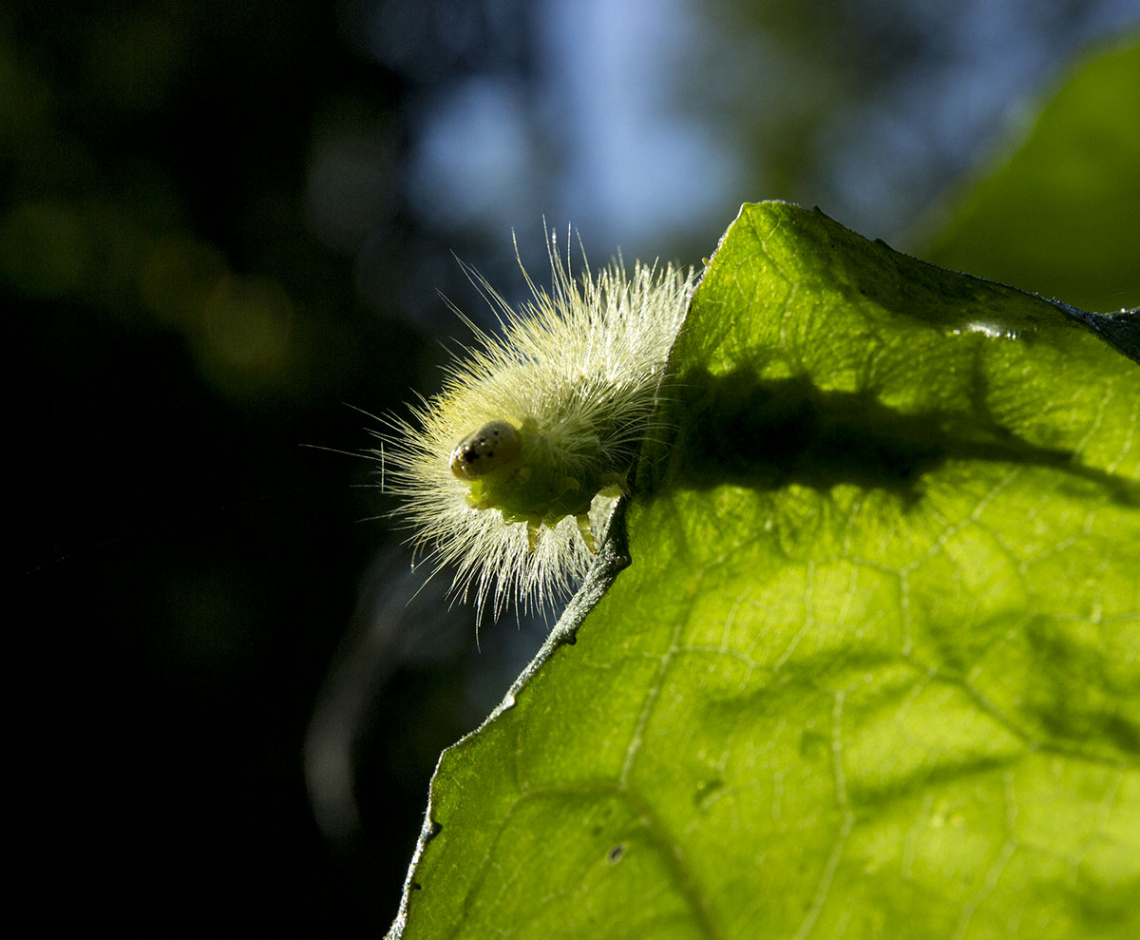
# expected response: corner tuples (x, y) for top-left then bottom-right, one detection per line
(381, 232), (695, 621)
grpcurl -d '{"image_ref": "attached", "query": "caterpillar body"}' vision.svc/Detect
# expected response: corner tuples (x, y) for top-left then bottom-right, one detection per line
(382, 234), (695, 620)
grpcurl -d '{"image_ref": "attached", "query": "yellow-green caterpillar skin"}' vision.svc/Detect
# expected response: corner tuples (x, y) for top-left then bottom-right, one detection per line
(382, 235), (694, 619)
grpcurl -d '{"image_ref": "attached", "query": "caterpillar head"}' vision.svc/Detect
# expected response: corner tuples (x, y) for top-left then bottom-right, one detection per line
(449, 420), (522, 481)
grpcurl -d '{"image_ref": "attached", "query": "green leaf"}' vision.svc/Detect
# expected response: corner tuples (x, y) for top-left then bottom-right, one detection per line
(922, 35), (1140, 314)
(388, 203), (1140, 940)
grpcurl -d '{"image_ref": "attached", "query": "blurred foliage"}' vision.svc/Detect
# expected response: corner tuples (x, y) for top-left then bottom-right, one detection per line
(0, 2), (412, 405)
(694, 0), (1138, 240)
(923, 34), (1140, 313)
(4, 2), (447, 933)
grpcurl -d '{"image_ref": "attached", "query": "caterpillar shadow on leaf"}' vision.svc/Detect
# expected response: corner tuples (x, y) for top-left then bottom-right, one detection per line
(642, 368), (1139, 508)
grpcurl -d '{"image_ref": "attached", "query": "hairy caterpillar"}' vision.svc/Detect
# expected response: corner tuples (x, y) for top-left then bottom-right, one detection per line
(382, 233), (695, 620)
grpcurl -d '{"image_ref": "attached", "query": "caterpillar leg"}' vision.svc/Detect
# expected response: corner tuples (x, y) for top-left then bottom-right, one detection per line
(598, 471), (630, 497)
(576, 514), (597, 553)
(526, 518), (541, 552)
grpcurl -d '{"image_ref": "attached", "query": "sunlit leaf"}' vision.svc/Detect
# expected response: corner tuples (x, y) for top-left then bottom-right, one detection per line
(389, 202), (1140, 940)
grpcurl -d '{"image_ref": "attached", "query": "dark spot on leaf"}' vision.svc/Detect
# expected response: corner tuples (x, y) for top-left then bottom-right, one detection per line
(607, 844), (625, 863)
(799, 728), (829, 760)
(694, 778), (724, 810)
(1104, 713), (1140, 753)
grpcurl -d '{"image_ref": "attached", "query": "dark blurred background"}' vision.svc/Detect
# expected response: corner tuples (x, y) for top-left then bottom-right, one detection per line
(6, 0), (1138, 933)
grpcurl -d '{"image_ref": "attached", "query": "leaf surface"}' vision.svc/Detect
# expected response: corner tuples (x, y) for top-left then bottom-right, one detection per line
(389, 202), (1140, 940)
